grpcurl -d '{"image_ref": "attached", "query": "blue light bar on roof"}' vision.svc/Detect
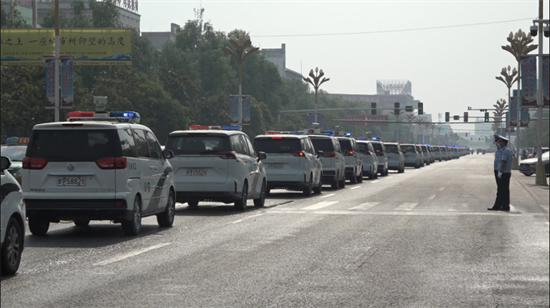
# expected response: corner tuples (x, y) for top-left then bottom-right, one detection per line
(344, 132), (353, 137)
(109, 111), (141, 123)
(221, 125), (242, 131)
(321, 130), (334, 135)
(357, 137), (365, 140)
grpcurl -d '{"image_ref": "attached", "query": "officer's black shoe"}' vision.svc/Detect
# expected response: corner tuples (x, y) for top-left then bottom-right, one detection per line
(487, 207), (501, 211)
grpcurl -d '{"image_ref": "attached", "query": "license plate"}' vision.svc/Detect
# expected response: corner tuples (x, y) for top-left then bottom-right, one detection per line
(186, 169), (207, 176)
(268, 164), (283, 169)
(58, 177), (86, 186)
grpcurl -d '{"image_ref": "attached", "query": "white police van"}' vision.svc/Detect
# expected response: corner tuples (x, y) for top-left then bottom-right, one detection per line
(22, 97), (176, 236)
(165, 125), (267, 211)
(308, 131), (346, 189)
(1, 156), (25, 275)
(254, 131), (323, 196)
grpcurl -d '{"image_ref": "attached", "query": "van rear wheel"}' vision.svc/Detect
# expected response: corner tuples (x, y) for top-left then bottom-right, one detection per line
(29, 217), (49, 236)
(234, 182), (248, 211)
(303, 177), (313, 196)
(122, 197), (141, 236)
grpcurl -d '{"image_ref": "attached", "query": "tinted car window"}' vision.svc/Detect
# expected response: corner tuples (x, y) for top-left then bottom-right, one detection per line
(371, 142), (384, 153)
(134, 129), (149, 157)
(118, 128), (138, 158)
(145, 131), (162, 159)
(166, 134), (230, 155)
(254, 138), (301, 153)
(338, 139), (353, 152)
(310, 138), (334, 152)
(401, 145), (415, 152)
(357, 143), (368, 153)
(385, 144), (398, 152)
(27, 129), (118, 161)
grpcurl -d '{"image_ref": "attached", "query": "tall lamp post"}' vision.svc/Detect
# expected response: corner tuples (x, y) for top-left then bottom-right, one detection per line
(221, 32), (259, 125)
(495, 66), (518, 141)
(528, 1), (549, 185)
(303, 67), (330, 124)
(501, 29), (537, 169)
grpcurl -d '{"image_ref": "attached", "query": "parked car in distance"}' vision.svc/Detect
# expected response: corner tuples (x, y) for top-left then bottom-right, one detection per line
(400, 143), (421, 168)
(356, 140), (378, 179)
(165, 125), (267, 211)
(336, 137), (363, 183)
(384, 142), (405, 173)
(253, 133), (323, 196)
(370, 140), (389, 176)
(520, 151), (549, 176)
(309, 135), (346, 189)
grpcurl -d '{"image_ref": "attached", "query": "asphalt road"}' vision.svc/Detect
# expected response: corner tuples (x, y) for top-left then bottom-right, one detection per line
(2, 154), (549, 308)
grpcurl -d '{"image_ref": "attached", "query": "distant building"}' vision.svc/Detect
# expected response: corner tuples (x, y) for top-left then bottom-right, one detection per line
(34, 0), (140, 30)
(1, 0), (34, 26)
(141, 23), (179, 50)
(259, 43), (303, 81)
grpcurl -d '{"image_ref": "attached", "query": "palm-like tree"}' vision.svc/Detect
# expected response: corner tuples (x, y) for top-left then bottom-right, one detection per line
(404, 113), (416, 142)
(415, 117), (426, 143)
(493, 99), (508, 132)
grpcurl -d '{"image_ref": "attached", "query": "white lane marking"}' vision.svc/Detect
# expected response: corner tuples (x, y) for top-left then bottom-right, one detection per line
(439, 187), (446, 191)
(94, 243), (170, 266)
(428, 195), (436, 200)
(349, 186), (361, 190)
(395, 202), (418, 211)
(320, 193), (336, 199)
(350, 202), (380, 210)
(232, 213), (263, 224)
(303, 201), (339, 210)
(370, 180), (379, 184)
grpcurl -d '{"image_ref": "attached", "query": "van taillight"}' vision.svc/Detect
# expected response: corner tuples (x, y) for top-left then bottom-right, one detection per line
(344, 150), (353, 156)
(293, 151), (305, 157)
(22, 157), (48, 169)
(218, 151), (237, 159)
(115, 200), (127, 208)
(96, 157), (127, 169)
(324, 151), (336, 157)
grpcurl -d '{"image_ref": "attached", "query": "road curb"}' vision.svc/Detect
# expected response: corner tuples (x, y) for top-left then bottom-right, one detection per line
(512, 171), (549, 207)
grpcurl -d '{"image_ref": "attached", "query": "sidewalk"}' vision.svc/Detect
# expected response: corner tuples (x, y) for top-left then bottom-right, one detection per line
(512, 171), (549, 212)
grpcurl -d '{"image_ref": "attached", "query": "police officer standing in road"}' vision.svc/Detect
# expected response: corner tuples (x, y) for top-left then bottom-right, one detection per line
(488, 135), (512, 211)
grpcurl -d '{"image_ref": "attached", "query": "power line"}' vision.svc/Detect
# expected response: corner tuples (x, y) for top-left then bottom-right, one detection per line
(255, 18), (534, 38)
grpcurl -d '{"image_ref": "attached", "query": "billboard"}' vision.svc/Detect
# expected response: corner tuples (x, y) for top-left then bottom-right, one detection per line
(509, 96), (529, 127)
(45, 58), (74, 109)
(520, 55), (537, 106)
(1, 29), (132, 66)
(229, 95), (251, 125)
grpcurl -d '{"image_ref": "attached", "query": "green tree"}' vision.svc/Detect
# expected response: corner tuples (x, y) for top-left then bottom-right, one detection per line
(1, 2), (30, 28)
(88, 0), (120, 28)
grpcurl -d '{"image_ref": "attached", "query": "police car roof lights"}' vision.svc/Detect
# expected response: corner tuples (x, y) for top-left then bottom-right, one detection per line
(189, 124), (242, 131)
(67, 110), (141, 124)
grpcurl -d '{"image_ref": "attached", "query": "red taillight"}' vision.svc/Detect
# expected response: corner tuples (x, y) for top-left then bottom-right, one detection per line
(22, 157), (48, 169)
(96, 157), (127, 169)
(115, 200), (127, 208)
(271, 136), (283, 139)
(324, 151), (336, 157)
(344, 150), (354, 156)
(292, 151), (305, 157)
(218, 151), (237, 159)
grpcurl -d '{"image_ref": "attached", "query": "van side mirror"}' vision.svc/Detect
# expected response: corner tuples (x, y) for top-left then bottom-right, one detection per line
(317, 150), (324, 158)
(1, 156), (11, 170)
(162, 149), (174, 159)
(257, 151), (267, 161)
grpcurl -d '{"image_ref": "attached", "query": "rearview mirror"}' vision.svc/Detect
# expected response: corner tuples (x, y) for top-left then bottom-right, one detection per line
(257, 151), (267, 161)
(317, 150), (324, 158)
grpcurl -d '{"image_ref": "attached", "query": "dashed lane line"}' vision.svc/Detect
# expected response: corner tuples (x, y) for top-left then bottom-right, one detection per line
(94, 243), (171, 266)
(302, 201), (339, 210)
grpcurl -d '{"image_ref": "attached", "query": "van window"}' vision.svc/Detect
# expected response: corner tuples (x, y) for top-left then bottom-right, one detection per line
(145, 131), (162, 159)
(27, 129), (119, 161)
(400, 145), (415, 152)
(385, 144), (398, 153)
(338, 139), (353, 152)
(310, 138), (334, 152)
(165, 134), (230, 155)
(254, 138), (301, 153)
(134, 129), (149, 157)
(118, 128), (138, 157)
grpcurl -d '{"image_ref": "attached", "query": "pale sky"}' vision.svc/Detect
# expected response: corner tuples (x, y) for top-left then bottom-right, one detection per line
(139, 0), (548, 132)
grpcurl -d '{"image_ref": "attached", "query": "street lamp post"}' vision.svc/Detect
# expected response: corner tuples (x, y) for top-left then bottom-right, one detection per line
(495, 66), (518, 141)
(303, 67), (330, 125)
(501, 29), (537, 169)
(221, 32), (259, 125)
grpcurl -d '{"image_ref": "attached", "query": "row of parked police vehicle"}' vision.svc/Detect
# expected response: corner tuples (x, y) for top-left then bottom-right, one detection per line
(0, 98), (469, 275)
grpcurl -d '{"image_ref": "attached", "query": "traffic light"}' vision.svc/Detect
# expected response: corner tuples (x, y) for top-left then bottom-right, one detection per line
(394, 102), (400, 115)
(484, 112), (489, 122)
(418, 102), (423, 115)
(405, 105), (413, 112)
(463, 112), (468, 122)
(445, 112), (450, 122)
(371, 102), (377, 115)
